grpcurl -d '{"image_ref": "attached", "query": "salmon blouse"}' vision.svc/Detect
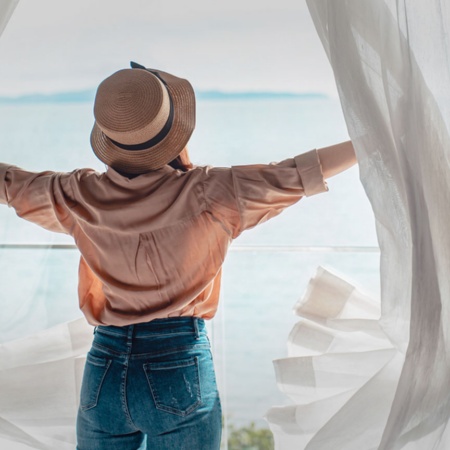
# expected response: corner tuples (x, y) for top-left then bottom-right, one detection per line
(0, 149), (328, 326)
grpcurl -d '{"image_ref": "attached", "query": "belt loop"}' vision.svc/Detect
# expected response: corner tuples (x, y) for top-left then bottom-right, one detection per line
(193, 317), (199, 340)
(127, 325), (134, 341)
(93, 326), (98, 335)
(126, 325), (134, 356)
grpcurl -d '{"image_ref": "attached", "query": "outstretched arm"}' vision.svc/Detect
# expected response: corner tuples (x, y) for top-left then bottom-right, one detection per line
(0, 164), (74, 234)
(317, 140), (357, 179)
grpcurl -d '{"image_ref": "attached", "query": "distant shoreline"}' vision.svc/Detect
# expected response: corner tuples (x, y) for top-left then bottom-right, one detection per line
(0, 89), (328, 104)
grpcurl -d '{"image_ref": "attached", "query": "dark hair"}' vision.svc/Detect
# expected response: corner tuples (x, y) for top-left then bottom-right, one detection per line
(168, 147), (193, 172)
(115, 147), (193, 178)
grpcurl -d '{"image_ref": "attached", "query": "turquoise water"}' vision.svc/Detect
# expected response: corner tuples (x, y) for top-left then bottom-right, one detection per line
(0, 97), (379, 426)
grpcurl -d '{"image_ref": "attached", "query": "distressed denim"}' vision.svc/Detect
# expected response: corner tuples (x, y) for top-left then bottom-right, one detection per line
(76, 317), (222, 450)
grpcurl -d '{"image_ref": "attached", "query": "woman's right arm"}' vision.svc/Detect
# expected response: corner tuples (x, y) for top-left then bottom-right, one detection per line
(0, 164), (73, 233)
(317, 140), (357, 179)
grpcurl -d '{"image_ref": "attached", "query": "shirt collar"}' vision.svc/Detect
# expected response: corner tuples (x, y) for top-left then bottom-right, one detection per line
(104, 165), (176, 187)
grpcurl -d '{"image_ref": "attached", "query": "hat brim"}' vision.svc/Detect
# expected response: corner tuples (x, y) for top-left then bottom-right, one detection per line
(91, 69), (195, 174)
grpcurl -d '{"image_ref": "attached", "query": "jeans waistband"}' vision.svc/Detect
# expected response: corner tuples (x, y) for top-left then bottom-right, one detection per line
(95, 316), (205, 339)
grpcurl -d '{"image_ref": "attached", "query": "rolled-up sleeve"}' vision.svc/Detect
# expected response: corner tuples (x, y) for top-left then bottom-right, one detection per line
(0, 163), (74, 234)
(203, 149), (328, 237)
(293, 149), (329, 197)
(0, 164), (13, 204)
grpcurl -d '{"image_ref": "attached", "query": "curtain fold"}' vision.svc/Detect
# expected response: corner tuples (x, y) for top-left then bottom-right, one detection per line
(0, 0), (19, 36)
(266, 1), (450, 448)
(0, 318), (93, 450)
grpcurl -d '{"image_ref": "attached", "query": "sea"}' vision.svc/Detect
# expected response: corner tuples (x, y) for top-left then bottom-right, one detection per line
(0, 94), (380, 429)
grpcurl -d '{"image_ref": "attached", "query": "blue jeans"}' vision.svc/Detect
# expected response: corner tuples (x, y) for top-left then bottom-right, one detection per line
(76, 317), (222, 450)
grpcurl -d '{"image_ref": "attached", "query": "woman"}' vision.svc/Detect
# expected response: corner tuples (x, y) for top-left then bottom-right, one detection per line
(0, 62), (357, 449)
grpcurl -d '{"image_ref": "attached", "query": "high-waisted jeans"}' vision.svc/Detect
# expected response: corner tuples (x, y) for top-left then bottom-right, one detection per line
(76, 317), (222, 450)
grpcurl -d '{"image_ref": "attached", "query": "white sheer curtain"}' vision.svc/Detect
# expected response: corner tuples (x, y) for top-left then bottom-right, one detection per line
(267, 1), (450, 449)
(0, 0), (19, 36)
(0, 319), (93, 450)
(0, 5), (95, 450)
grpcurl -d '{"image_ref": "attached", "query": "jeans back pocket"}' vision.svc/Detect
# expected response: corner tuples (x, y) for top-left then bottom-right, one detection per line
(143, 356), (202, 416)
(80, 353), (112, 411)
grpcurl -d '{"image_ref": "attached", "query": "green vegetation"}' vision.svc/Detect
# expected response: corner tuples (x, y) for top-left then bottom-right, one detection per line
(227, 422), (274, 450)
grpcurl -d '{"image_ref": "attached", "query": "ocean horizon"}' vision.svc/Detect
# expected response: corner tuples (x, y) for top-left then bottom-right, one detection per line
(0, 88), (328, 104)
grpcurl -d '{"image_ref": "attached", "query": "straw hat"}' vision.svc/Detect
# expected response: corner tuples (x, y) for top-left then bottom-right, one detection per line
(91, 62), (195, 174)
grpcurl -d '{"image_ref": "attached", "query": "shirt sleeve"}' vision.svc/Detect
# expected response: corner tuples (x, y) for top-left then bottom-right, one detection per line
(0, 163), (75, 234)
(203, 149), (328, 238)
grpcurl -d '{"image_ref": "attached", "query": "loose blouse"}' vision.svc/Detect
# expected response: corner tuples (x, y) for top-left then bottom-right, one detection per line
(0, 149), (328, 326)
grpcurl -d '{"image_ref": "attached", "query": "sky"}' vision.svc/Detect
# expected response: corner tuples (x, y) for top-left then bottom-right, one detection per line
(0, 0), (338, 96)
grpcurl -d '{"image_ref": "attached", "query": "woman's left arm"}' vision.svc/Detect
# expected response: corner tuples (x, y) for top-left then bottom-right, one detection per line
(317, 140), (357, 179)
